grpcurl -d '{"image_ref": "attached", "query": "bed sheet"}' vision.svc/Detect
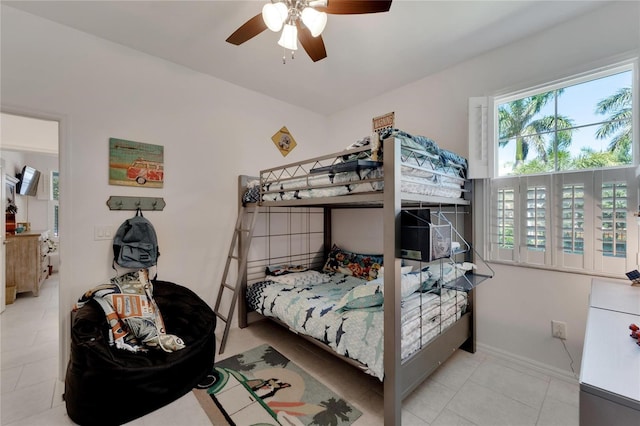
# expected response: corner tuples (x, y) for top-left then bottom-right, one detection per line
(244, 155), (464, 204)
(246, 272), (468, 380)
(258, 172), (463, 202)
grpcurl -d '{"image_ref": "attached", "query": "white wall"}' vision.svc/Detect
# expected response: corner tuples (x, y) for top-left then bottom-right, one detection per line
(328, 1), (640, 376)
(1, 5), (333, 376)
(1, 113), (58, 154)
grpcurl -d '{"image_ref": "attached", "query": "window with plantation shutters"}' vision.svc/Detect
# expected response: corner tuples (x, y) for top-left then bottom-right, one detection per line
(487, 168), (637, 274)
(473, 59), (637, 277)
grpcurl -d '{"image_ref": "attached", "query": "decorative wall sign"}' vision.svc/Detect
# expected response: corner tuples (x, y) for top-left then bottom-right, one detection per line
(372, 111), (395, 133)
(371, 112), (394, 160)
(109, 138), (164, 188)
(271, 126), (297, 157)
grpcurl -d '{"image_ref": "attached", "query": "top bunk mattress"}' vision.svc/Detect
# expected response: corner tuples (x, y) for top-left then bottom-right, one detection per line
(243, 129), (468, 205)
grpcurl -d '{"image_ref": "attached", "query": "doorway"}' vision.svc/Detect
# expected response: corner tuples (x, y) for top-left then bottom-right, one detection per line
(0, 111), (60, 342)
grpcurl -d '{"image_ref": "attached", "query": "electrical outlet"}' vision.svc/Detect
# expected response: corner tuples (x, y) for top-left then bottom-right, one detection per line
(551, 320), (567, 340)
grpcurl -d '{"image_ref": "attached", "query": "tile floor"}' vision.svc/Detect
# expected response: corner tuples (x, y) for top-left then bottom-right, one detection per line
(1, 274), (580, 425)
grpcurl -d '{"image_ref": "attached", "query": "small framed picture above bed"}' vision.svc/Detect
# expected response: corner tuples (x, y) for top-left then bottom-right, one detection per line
(270, 126), (297, 157)
(429, 224), (452, 261)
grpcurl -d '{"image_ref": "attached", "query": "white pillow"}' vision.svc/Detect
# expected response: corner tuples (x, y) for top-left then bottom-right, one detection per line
(378, 265), (414, 276)
(369, 267), (430, 299)
(335, 283), (384, 311)
(268, 270), (330, 286)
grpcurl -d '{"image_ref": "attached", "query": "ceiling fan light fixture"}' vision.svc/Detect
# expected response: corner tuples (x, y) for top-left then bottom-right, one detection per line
(228, 0), (392, 62)
(278, 23), (298, 50)
(301, 7), (327, 37)
(262, 1), (288, 32)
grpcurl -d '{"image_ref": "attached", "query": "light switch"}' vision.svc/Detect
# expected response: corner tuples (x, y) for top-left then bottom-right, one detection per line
(94, 226), (114, 241)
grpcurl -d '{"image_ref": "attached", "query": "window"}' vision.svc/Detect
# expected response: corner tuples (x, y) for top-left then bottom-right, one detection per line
(497, 66), (633, 177)
(51, 171), (59, 236)
(473, 60), (637, 276)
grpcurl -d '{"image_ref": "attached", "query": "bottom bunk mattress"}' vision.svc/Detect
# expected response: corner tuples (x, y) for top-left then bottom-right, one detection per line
(246, 271), (468, 380)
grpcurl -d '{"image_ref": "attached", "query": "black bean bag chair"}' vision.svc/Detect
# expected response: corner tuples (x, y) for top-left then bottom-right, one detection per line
(64, 280), (216, 425)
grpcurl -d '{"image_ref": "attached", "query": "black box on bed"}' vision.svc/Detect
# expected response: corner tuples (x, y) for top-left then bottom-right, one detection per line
(401, 209), (452, 262)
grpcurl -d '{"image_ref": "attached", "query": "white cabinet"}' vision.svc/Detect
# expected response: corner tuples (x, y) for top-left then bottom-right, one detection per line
(579, 278), (640, 425)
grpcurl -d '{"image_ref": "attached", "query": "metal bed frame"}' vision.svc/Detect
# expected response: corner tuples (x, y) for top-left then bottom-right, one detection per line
(237, 137), (491, 424)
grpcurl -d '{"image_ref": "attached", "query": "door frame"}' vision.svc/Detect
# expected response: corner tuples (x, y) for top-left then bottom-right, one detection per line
(1, 104), (70, 380)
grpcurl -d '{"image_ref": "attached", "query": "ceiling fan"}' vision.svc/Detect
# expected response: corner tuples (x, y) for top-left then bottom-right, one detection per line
(226, 0), (392, 62)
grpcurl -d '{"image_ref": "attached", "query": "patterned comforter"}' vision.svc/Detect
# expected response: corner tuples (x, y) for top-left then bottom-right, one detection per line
(246, 272), (468, 380)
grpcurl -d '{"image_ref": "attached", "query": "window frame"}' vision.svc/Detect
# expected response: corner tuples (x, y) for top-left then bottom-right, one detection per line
(473, 57), (638, 278)
(494, 61), (636, 177)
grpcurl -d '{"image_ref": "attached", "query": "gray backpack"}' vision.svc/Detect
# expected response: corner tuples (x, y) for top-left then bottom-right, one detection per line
(113, 209), (159, 269)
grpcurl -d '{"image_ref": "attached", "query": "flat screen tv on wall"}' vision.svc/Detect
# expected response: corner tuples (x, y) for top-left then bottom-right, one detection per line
(17, 165), (41, 196)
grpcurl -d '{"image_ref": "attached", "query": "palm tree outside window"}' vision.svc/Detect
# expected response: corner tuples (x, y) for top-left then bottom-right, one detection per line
(497, 70), (632, 176)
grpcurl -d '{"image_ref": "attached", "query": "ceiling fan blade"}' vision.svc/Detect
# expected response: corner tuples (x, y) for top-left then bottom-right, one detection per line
(296, 22), (327, 62)
(318, 0), (392, 15)
(226, 13), (268, 45)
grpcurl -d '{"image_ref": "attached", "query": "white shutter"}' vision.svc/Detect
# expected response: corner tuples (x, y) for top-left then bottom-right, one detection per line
(519, 175), (551, 266)
(554, 171), (594, 271)
(594, 167), (638, 274)
(489, 178), (518, 262)
(468, 97), (493, 179)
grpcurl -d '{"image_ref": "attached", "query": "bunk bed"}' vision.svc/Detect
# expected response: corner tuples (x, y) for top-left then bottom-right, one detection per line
(236, 129), (492, 425)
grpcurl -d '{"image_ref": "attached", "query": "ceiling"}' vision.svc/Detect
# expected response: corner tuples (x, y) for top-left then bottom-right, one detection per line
(4, 1), (608, 115)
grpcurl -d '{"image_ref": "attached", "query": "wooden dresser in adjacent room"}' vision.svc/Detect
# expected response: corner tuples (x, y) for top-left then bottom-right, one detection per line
(5, 230), (49, 297)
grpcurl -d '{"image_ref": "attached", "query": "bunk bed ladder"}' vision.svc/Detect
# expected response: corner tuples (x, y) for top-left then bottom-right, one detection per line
(214, 204), (259, 354)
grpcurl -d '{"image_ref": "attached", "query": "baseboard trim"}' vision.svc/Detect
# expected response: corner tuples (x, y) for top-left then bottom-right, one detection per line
(476, 342), (579, 384)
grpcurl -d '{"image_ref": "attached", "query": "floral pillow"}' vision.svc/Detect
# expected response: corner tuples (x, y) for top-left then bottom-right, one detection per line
(322, 244), (383, 281)
(268, 270), (330, 286)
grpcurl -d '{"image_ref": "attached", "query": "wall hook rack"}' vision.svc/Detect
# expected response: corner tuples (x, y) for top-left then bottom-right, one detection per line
(107, 196), (166, 211)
